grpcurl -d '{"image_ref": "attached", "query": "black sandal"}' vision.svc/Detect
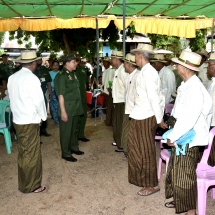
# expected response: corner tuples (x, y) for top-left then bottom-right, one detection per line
(164, 200), (175, 208)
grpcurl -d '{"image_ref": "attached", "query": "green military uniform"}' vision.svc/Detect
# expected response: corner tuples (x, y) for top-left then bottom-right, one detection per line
(75, 65), (88, 139)
(34, 65), (52, 134)
(0, 61), (15, 80)
(54, 67), (83, 157)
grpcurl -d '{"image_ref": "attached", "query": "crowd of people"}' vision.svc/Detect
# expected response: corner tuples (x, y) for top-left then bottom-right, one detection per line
(1, 43), (215, 215)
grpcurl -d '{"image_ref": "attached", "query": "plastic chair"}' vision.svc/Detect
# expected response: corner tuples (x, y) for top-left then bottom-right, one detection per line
(196, 127), (215, 215)
(156, 104), (174, 179)
(86, 91), (93, 105)
(93, 90), (106, 126)
(157, 140), (171, 179)
(0, 100), (12, 154)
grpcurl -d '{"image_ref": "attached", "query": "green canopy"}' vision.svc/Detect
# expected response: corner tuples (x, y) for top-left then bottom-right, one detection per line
(0, 0), (215, 19)
(0, 1), (214, 38)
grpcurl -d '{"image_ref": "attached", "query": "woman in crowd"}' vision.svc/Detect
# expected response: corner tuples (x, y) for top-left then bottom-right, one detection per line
(49, 60), (60, 125)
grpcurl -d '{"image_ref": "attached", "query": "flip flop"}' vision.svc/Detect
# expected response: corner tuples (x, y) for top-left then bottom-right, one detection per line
(164, 200), (175, 208)
(137, 186), (160, 196)
(32, 186), (46, 193)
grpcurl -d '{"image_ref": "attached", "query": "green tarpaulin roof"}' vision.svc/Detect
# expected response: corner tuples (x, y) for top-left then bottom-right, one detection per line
(0, 0), (215, 19)
(0, 1), (215, 37)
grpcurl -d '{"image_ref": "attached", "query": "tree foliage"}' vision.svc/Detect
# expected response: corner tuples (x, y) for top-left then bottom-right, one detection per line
(0, 32), (5, 45)
(9, 28), (97, 59)
(9, 21), (138, 59)
(189, 29), (207, 52)
(125, 21), (136, 39)
(148, 34), (181, 56)
(100, 20), (121, 50)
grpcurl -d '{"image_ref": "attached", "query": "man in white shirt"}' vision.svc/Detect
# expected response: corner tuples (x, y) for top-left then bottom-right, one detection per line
(197, 49), (210, 88)
(151, 54), (176, 104)
(121, 53), (139, 157)
(111, 50), (128, 152)
(101, 57), (115, 126)
(165, 50), (212, 215)
(206, 52), (215, 167)
(8, 50), (47, 193)
(129, 43), (165, 196)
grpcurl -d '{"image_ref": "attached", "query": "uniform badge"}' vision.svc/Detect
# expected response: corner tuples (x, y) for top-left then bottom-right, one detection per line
(68, 75), (72, 80)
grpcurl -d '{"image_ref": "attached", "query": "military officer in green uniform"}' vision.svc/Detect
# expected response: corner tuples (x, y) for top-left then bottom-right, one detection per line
(55, 53), (84, 162)
(0, 53), (15, 81)
(34, 57), (52, 136)
(75, 58), (90, 142)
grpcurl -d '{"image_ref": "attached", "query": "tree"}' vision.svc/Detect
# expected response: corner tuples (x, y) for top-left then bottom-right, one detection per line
(189, 29), (207, 52)
(148, 34), (181, 56)
(9, 28), (97, 59)
(101, 21), (121, 50)
(9, 21), (138, 59)
(0, 32), (5, 45)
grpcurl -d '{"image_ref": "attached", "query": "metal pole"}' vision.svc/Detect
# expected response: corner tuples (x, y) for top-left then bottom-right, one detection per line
(96, 17), (99, 80)
(211, 18), (215, 53)
(123, 0), (126, 57)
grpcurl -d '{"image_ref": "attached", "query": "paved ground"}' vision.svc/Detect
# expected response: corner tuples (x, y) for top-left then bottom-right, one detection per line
(0, 117), (214, 215)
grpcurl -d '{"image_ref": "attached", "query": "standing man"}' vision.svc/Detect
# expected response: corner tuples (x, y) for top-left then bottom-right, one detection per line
(101, 57), (115, 126)
(111, 50), (128, 152)
(35, 56), (52, 137)
(75, 57), (90, 142)
(55, 53), (84, 162)
(151, 54), (176, 104)
(0, 53), (14, 79)
(164, 50), (212, 215)
(197, 49), (210, 88)
(206, 52), (215, 166)
(129, 44), (165, 196)
(8, 50), (47, 193)
(121, 53), (139, 157)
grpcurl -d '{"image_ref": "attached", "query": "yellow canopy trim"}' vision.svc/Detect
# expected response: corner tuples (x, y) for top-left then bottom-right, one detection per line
(0, 16), (213, 38)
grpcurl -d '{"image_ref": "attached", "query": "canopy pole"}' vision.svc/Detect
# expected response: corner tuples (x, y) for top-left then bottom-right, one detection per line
(123, 0), (126, 57)
(212, 18), (215, 53)
(96, 17), (99, 81)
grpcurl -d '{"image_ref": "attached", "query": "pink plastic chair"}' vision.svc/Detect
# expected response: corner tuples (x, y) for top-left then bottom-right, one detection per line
(156, 104), (174, 179)
(157, 147), (171, 179)
(196, 127), (215, 215)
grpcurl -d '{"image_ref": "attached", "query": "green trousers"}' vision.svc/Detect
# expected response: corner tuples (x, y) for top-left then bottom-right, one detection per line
(14, 123), (42, 193)
(59, 115), (80, 157)
(78, 102), (87, 139)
